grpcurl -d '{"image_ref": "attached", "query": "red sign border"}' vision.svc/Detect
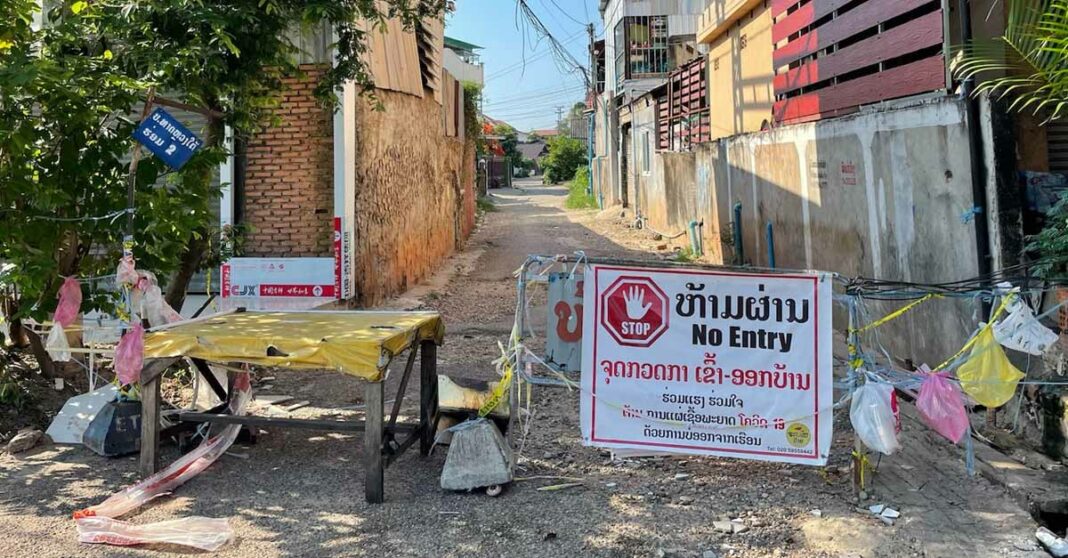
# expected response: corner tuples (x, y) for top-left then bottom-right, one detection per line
(598, 275), (670, 348)
(589, 265), (823, 461)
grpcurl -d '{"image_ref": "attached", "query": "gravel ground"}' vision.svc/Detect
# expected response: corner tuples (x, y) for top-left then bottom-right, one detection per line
(0, 179), (1048, 557)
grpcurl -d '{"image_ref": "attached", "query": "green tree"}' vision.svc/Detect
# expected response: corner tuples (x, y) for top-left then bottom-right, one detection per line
(0, 0), (447, 330)
(492, 123), (522, 167)
(954, 0), (1068, 278)
(557, 101), (587, 135)
(954, 0), (1068, 121)
(542, 135), (586, 184)
(463, 81), (484, 155)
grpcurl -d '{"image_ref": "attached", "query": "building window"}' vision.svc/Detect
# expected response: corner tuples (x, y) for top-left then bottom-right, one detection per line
(615, 16), (670, 89)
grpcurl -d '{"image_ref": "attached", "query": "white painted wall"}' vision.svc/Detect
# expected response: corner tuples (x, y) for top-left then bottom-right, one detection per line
(443, 49), (484, 85)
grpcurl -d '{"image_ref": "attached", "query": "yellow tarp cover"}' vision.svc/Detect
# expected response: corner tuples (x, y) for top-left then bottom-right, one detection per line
(143, 311), (444, 382)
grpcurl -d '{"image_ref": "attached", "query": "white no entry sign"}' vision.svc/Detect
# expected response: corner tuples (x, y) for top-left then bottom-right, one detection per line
(580, 265), (834, 465)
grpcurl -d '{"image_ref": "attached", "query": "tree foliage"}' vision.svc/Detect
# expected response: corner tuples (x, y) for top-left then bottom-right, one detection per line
(542, 135), (586, 184)
(0, 0), (446, 322)
(954, 0), (1068, 121)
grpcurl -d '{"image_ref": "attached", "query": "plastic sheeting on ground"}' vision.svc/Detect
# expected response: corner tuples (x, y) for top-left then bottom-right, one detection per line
(76, 516), (233, 551)
(143, 311), (445, 382)
(74, 372), (251, 520)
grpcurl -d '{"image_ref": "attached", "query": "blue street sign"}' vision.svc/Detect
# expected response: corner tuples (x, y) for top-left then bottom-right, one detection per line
(133, 107), (203, 170)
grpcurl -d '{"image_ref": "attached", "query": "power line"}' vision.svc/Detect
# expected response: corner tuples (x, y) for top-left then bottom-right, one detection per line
(483, 30), (586, 82)
(515, 0), (590, 88)
(483, 85), (586, 108)
(545, 0), (587, 26)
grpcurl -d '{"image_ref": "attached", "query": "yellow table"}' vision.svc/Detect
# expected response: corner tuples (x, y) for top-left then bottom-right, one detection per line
(139, 310), (444, 503)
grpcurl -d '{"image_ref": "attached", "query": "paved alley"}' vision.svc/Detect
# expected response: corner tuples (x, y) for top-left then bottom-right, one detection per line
(0, 179), (1050, 558)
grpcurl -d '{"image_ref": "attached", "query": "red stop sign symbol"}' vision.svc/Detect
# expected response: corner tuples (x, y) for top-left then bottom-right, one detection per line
(600, 276), (669, 347)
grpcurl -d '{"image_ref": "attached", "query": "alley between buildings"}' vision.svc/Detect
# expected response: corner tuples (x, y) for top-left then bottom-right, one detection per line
(0, 178), (1051, 558)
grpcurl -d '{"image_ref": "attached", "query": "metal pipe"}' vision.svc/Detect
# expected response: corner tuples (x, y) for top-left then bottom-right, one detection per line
(688, 220), (704, 257)
(766, 222), (776, 269)
(732, 203), (744, 266)
(958, 0), (993, 293)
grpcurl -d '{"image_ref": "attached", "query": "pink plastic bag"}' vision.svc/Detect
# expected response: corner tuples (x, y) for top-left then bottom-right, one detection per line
(116, 256), (138, 285)
(917, 370), (969, 444)
(74, 372), (251, 520)
(114, 324), (145, 385)
(76, 516), (233, 551)
(54, 277), (82, 327)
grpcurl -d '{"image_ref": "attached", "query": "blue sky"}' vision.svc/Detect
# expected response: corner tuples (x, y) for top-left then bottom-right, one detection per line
(446, 0), (602, 132)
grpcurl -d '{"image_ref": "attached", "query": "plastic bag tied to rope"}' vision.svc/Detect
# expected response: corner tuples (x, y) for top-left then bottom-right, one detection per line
(114, 324), (145, 385)
(76, 516), (233, 552)
(850, 382), (901, 455)
(957, 328), (1025, 409)
(53, 276), (83, 327)
(133, 271), (182, 327)
(992, 296), (1058, 356)
(46, 277), (84, 362)
(116, 256), (138, 286)
(45, 323), (72, 362)
(916, 366), (969, 444)
(74, 371), (251, 520)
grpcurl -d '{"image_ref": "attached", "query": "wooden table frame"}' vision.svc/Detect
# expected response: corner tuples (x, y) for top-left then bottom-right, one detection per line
(138, 339), (439, 504)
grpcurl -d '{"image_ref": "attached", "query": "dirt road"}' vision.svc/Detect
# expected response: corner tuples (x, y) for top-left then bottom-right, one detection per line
(0, 179), (1049, 557)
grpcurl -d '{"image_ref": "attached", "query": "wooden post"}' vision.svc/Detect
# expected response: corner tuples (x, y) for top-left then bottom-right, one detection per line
(364, 379), (385, 504)
(420, 340), (437, 455)
(138, 357), (178, 478)
(139, 361), (162, 477)
(847, 299), (866, 498)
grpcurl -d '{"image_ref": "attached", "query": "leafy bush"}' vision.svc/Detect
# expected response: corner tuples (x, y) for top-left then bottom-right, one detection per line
(1030, 195), (1068, 279)
(543, 136), (587, 184)
(565, 167), (597, 210)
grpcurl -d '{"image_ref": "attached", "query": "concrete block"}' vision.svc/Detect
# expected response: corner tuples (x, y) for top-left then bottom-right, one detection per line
(440, 419), (513, 491)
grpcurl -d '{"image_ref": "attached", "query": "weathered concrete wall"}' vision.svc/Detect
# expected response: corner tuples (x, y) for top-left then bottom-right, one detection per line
(622, 96), (984, 362)
(709, 97), (981, 362)
(244, 65), (334, 257)
(352, 88), (472, 306)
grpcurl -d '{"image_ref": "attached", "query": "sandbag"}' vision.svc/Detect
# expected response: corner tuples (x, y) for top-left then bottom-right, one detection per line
(957, 328), (1025, 409)
(916, 369), (969, 444)
(849, 382), (901, 455)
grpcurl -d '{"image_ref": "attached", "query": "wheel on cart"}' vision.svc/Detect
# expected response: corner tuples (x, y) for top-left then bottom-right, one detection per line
(485, 484), (503, 497)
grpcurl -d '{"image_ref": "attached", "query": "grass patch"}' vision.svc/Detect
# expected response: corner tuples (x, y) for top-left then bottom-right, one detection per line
(476, 197), (497, 213)
(565, 167), (598, 210)
(674, 247), (697, 263)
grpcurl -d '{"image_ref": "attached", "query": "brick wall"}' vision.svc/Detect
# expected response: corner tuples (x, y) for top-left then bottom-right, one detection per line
(243, 64), (334, 257)
(353, 88), (474, 306)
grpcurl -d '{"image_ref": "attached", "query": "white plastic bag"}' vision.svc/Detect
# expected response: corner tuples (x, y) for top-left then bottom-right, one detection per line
(132, 271), (183, 327)
(74, 372), (251, 520)
(76, 516), (233, 551)
(45, 323), (71, 362)
(993, 298), (1058, 355)
(850, 382), (901, 455)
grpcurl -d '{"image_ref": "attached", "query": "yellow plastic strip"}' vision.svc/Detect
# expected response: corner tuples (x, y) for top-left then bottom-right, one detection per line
(934, 293), (1016, 371)
(849, 294), (942, 335)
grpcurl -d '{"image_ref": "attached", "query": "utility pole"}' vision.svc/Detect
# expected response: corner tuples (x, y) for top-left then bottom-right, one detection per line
(555, 105), (565, 133)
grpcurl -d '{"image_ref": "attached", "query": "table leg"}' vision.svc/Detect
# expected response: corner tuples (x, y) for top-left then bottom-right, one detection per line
(420, 341), (437, 455)
(364, 380), (385, 504)
(139, 367), (162, 477)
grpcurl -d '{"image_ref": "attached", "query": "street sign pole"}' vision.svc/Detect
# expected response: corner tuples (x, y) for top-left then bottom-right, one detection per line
(126, 89), (156, 259)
